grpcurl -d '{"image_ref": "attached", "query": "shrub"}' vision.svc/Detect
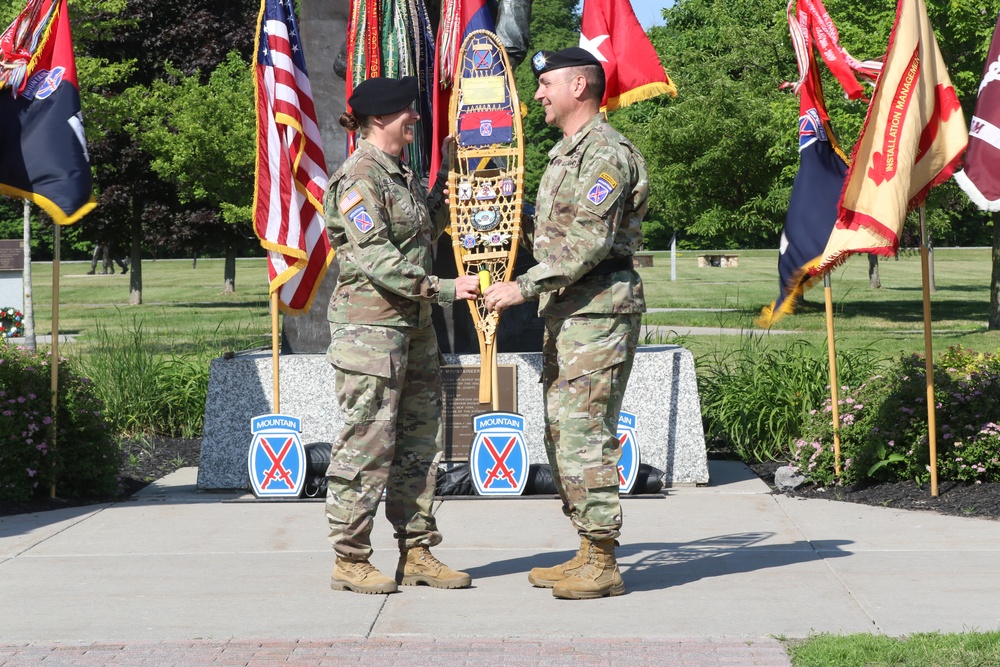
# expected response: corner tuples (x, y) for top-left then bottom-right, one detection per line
(81, 315), (257, 438)
(795, 346), (1000, 487)
(698, 332), (885, 462)
(0, 344), (118, 501)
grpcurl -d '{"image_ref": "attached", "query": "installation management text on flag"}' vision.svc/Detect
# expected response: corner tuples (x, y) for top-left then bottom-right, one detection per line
(954, 12), (1000, 212)
(254, 0), (333, 316)
(814, 0), (967, 272)
(579, 0), (677, 111)
(0, 0), (95, 225)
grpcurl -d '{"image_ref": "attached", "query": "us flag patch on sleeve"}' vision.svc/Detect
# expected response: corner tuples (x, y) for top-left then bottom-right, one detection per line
(339, 188), (364, 214)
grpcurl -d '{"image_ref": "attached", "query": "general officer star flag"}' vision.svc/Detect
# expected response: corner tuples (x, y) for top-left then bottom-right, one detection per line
(579, 0), (676, 111)
(814, 0), (967, 272)
(0, 0), (95, 225)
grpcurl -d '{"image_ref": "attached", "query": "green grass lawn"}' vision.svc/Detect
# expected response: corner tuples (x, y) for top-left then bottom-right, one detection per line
(639, 247), (1000, 360)
(28, 258), (273, 356)
(21, 248), (1000, 362)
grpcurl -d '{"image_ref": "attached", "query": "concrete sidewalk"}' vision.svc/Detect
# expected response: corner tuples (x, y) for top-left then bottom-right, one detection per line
(2, 461), (999, 666)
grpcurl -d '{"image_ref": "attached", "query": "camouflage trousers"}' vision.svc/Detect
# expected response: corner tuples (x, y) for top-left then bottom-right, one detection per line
(541, 313), (641, 541)
(325, 323), (444, 560)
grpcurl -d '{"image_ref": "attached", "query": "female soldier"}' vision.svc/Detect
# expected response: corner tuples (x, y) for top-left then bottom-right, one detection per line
(324, 76), (480, 595)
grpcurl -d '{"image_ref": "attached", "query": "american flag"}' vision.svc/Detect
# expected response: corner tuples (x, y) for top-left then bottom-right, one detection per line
(253, 0), (332, 315)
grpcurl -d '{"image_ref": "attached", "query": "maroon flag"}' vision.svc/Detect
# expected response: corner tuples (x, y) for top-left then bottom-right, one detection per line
(0, 0), (95, 225)
(253, 0), (333, 315)
(954, 13), (1000, 211)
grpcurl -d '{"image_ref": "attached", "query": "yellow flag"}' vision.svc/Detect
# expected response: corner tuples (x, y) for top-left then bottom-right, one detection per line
(814, 0), (967, 273)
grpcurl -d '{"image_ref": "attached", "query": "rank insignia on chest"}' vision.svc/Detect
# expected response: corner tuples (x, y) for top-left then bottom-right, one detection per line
(348, 205), (374, 233)
(339, 188), (364, 214)
(587, 173), (618, 206)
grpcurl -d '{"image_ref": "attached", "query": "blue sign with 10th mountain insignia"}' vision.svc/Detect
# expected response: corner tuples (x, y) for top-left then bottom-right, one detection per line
(248, 413), (306, 498)
(470, 412), (528, 495)
(616, 411), (640, 493)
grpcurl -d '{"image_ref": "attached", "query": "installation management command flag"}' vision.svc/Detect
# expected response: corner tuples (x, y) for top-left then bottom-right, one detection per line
(815, 0), (967, 272)
(0, 0), (95, 225)
(954, 13), (1000, 212)
(253, 0), (333, 315)
(579, 0), (677, 111)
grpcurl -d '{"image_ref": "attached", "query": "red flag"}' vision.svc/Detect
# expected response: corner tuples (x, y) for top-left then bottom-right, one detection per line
(788, 0), (881, 101)
(954, 13), (1000, 211)
(814, 0), (967, 272)
(579, 0), (677, 111)
(253, 0), (333, 315)
(0, 0), (95, 225)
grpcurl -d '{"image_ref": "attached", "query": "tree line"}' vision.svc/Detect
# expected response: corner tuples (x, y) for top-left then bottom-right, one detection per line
(1, 0), (997, 298)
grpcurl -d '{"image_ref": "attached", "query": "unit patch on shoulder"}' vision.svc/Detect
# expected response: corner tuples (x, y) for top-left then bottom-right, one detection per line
(348, 205), (374, 233)
(339, 188), (364, 214)
(587, 172), (619, 206)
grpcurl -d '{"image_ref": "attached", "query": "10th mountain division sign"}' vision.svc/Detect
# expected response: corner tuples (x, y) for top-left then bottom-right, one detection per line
(468, 411), (640, 496)
(248, 414), (306, 498)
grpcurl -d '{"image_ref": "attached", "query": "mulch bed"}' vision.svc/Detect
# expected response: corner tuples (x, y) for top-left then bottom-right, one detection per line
(749, 460), (1000, 521)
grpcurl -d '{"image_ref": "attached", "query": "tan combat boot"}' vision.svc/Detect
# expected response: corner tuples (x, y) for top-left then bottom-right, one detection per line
(396, 545), (472, 589)
(527, 535), (590, 588)
(551, 538), (625, 600)
(330, 557), (398, 594)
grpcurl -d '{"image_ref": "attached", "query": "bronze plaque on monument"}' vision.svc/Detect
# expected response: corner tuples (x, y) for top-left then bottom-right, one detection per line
(442, 364), (517, 460)
(0, 240), (24, 271)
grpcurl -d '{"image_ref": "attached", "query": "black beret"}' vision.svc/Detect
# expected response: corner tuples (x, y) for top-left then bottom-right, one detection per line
(349, 76), (418, 116)
(530, 47), (602, 78)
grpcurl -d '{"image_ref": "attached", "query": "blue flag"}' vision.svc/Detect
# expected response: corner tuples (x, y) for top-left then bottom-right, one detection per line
(0, 0), (95, 225)
(758, 59), (847, 327)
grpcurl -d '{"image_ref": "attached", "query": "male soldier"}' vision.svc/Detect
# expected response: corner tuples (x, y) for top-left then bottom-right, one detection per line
(484, 48), (647, 599)
(324, 76), (480, 594)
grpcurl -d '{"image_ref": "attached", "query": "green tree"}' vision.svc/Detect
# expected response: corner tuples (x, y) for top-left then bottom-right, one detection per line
(641, 0), (799, 249)
(127, 53), (256, 292)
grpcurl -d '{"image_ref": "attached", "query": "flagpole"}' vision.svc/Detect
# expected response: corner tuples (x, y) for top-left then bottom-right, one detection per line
(50, 224), (61, 499)
(918, 206), (939, 497)
(823, 273), (842, 475)
(271, 291), (280, 414)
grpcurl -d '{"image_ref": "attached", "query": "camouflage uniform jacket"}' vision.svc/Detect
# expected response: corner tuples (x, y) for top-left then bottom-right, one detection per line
(515, 113), (647, 319)
(324, 138), (454, 328)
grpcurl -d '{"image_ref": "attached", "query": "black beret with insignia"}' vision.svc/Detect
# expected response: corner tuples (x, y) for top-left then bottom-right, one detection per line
(530, 47), (602, 78)
(348, 76), (418, 116)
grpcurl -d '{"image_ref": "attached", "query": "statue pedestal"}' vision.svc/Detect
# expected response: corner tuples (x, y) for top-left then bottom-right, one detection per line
(197, 346), (709, 491)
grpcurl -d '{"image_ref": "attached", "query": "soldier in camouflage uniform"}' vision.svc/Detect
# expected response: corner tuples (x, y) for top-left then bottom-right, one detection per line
(484, 48), (647, 600)
(324, 77), (481, 595)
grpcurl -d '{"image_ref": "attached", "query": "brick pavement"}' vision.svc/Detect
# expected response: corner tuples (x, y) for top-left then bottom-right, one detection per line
(0, 638), (791, 666)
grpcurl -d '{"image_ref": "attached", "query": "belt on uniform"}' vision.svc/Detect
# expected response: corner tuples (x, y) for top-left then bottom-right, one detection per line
(584, 256), (634, 278)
